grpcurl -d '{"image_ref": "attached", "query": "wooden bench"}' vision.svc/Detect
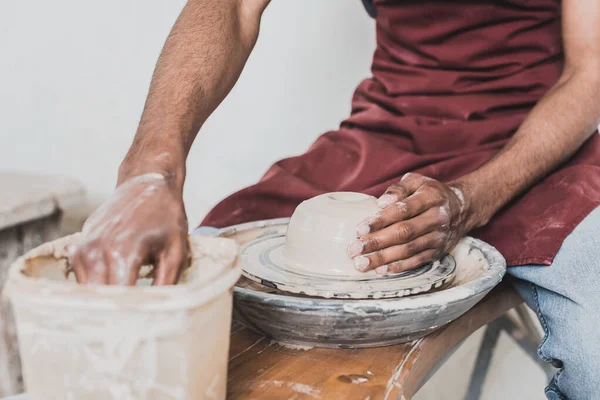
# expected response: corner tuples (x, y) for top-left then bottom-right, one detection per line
(0, 173), (85, 397)
(226, 283), (553, 399)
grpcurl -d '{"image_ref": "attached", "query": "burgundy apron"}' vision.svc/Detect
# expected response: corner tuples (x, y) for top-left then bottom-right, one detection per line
(202, 0), (600, 267)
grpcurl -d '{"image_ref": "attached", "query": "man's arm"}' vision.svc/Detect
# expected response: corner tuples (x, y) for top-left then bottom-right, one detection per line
(71, 0), (270, 285)
(350, 0), (600, 274)
(453, 0), (600, 230)
(121, 0), (271, 188)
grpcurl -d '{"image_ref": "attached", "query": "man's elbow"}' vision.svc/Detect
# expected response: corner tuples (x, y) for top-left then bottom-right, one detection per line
(239, 0), (271, 17)
(560, 53), (600, 89)
(236, 0), (271, 50)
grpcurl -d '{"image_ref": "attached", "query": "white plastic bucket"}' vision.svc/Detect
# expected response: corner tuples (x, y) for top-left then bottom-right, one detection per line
(3, 234), (240, 400)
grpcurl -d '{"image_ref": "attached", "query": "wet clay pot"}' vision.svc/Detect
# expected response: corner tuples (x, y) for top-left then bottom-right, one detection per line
(284, 192), (380, 277)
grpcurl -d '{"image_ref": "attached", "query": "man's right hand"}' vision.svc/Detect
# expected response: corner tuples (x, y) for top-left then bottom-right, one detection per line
(69, 173), (189, 285)
(67, 0), (273, 285)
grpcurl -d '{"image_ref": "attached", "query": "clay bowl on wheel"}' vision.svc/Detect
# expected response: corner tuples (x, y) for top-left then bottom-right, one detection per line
(284, 192), (380, 277)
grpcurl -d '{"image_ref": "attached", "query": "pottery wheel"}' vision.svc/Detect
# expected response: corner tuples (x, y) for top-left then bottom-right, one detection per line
(203, 218), (506, 348)
(240, 232), (456, 299)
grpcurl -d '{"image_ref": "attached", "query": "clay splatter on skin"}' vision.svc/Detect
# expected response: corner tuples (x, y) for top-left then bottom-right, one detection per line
(69, 172), (188, 285)
(351, 172), (469, 276)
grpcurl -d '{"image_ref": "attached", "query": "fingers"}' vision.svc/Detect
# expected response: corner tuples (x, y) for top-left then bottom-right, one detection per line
(71, 241), (145, 285)
(71, 243), (108, 284)
(374, 249), (441, 275)
(355, 174), (439, 237)
(349, 207), (447, 258)
(70, 237), (187, 286)
(348, 173), (459, 275)
(106, 245), (145, 285)
(70, 176), (189, 286)
(376, 173), (429, 208)
(153, 236), (188, 286)
(365, 190), (445, 234)
(352, 229), (445, 273)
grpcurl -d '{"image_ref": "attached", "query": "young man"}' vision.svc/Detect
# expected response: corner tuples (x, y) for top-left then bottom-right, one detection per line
(71, 1), (600, 397)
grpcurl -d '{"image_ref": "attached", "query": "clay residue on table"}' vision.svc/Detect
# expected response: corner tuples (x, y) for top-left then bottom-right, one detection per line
(272, 340), (314, 351)
(256, 380), (322, 399)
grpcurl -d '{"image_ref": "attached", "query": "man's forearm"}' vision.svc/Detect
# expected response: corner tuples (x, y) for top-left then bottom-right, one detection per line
(119, 0), (270, 190)
(453, 0), (600, 232)
(453, 66), (600, 231)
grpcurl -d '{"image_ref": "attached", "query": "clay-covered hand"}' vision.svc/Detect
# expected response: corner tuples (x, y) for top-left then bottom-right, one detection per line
(347, 173), (468, 274)
(69, 173), (189, 285)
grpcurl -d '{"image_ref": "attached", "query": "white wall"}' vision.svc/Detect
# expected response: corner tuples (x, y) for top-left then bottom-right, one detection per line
(0, 0), (375, 225)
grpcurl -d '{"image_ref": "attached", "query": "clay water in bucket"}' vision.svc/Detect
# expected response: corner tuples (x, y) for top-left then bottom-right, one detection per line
(3, 234), (240, 400)
(241, 192), (456, 298)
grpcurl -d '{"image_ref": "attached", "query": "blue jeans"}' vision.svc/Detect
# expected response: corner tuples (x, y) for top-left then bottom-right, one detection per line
(508, 206), (600, 399)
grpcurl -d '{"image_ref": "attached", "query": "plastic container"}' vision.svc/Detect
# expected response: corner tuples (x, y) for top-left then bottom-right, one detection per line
(3, 233), (240, 400)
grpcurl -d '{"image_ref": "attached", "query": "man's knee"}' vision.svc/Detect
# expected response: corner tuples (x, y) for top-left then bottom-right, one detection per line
(536, 286), (600, 398)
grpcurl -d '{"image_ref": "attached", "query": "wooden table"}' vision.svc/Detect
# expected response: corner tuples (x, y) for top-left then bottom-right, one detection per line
(227, 284), (522, 400)
(0, 173), (85, 397)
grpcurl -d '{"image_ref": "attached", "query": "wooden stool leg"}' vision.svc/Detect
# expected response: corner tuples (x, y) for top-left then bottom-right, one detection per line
(464, 319), (503, 400)
(466, 309), (555, 399)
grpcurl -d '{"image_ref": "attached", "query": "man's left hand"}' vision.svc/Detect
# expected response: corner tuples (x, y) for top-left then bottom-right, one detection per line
(347, 173), (468, 274)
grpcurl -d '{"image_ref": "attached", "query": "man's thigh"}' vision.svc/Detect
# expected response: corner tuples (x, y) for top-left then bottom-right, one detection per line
(507, 206), (600, 399)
